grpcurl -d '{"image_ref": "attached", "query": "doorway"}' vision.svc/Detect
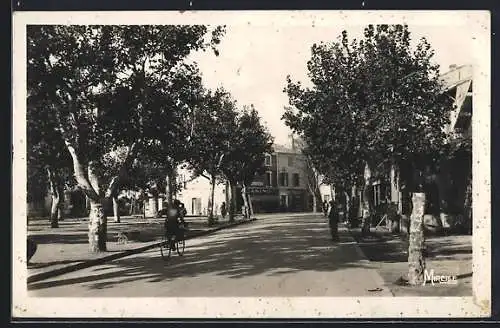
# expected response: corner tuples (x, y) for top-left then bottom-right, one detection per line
(280, 194), (289, 211)
(191, 198), (202, 215)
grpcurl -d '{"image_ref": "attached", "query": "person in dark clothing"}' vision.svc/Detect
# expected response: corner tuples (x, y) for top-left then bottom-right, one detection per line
(322, 200), (329, 217)
(348, 196), (360, 228)
(220, 202), (227, 219)
(165, 201), (185, 251)
(328, 200), (341, 242)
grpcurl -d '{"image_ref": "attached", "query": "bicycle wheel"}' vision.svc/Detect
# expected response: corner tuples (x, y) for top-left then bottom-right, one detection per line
(160, 233), (172, 260)
(176, 237), (185, 256)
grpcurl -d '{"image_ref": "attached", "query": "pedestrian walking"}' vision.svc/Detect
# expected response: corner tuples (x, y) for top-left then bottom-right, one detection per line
(220, 202), (227, 219)
(322, 200), (329, 217)
(328, 200), (340, 242)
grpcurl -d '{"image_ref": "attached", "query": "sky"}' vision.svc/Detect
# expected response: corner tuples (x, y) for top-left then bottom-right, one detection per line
(189, 24), (476, 146)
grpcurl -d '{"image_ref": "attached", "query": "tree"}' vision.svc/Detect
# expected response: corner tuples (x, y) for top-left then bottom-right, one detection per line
(221, 105), (274, 220)
(187, 88), (238, 224)
(27, 25), (225, 252)
(283, 32), (367, 236)
(27, 89), (74, 228)
(125, 145), (177, 219)
(293, 136), (323, 213)
(283, 25), (453, 285)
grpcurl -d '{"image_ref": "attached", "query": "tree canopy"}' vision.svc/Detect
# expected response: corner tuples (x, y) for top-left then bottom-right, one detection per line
(283, 24), (453, 189)
(27, 24), (225, 249)
(221, 105), (274, 186)
(27, 25), (225, 202)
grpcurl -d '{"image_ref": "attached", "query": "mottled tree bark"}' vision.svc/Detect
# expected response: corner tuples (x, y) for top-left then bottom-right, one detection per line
(248, 193), (254, 218)
(47, 167), (63, 228)
(207, 175), (216, 225)
(64, 142), (136, 252)
(408, 192), (426, 285)
(165, 175), (173, 206)
(241, 183), (251, 219)
(390, 164), (400, 233)
(312, 193), (317, 213)
(88, 199), (107, 252)
(361, 162), (373, 235)
(49, 192), (61, 228)
(228, 180), (237, 222)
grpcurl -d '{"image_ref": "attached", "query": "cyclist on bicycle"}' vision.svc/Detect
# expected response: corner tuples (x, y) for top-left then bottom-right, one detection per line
(164, 200), (185, 251)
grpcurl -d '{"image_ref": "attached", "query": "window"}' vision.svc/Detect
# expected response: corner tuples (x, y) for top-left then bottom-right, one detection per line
(288, 156), (294, 166)
(265, 171), (272, 186)
(265, 154), (272, 166)
(279, 172), (289, 187)
(293, 173), (300, 187)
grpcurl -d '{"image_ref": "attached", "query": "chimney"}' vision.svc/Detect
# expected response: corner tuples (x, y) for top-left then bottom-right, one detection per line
(449, 64), (457, 70)
(288, 132), (295, 150)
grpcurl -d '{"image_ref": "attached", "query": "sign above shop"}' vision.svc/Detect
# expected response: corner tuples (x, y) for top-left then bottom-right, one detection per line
(247, 187), (279, 195)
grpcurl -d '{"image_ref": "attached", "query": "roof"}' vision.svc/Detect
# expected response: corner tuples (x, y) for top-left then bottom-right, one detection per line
(272, 144), (303, 154)
(439, 64), (473, 91)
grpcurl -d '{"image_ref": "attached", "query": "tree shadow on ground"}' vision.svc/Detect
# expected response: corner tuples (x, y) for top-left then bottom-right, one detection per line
(349, 228), (472, 263)
(28, 220), (228, 245)
(28, 217), (374, 291)
(28, 260), (85, 269)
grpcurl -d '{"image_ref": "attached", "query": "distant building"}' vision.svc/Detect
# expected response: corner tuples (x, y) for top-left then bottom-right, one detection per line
(272, 143), (310, 212)
(174, 169), (226, 216)
(175, 136), (315, 215)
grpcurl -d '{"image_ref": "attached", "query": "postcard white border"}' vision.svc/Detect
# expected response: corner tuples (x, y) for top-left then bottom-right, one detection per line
(12, 10), (491, 318)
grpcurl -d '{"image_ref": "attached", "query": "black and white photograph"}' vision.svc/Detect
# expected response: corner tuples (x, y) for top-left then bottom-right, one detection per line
(12, 10), (491, 318)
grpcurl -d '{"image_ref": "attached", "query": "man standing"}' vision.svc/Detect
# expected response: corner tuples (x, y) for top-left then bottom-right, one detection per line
(322, 200), (329, 217)
(220, 202), (227, 220)
(328, 200), (340, 242)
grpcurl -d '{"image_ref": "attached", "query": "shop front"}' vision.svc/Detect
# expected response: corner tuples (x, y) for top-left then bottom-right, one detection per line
(246, 186), (280, 213)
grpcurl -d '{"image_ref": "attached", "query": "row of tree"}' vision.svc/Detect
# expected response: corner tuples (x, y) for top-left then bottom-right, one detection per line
(27, 25), (273, 253)
(283, 24), (465, 285)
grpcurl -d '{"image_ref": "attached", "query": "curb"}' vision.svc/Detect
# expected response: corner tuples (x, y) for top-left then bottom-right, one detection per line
(346, 227), (396, 297)
(343, 226), (396, 297)
(342, 227), (371, 264)
(27, 218), (257, 284)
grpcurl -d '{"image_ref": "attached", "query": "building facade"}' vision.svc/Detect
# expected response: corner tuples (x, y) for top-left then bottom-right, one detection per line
(174, 138), (314, 215)
(240, 143), (311, 213)
(174, 169), (226, 216)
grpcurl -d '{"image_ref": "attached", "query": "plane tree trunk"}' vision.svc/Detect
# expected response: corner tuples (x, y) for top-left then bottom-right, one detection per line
(112, 196), (120, 223)
(64, 142), (137, 253)
(47, 166), (63, 228)
(404, 162), (432, 286)
(241, 182), (251, 219)
(407, 191), (426, 285)
(361, 162), (373, 236)
(227, 180), (237, 222)
(207, 175), (217, 225)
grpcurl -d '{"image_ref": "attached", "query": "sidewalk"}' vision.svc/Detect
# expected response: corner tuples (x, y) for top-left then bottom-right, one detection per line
(27, 215), (256, 283)
(348, 226), (473, 296)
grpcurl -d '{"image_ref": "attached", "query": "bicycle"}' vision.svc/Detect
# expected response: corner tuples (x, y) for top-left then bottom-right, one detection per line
(160, 224), (186, 260)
